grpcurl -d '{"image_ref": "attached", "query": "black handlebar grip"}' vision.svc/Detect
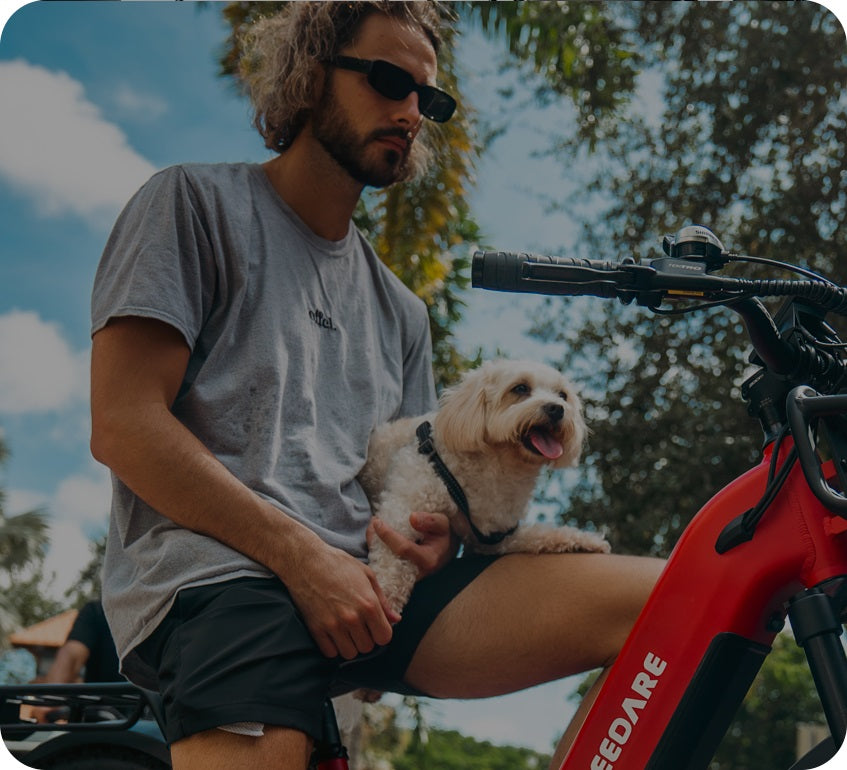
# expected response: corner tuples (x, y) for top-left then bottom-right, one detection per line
(472, 251), (627, 297)
(471, 251), (529, 292)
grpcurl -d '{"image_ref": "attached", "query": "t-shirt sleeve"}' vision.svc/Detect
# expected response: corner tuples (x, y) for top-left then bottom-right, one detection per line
(399, 302), (437, 417)
(66, 601), (105, 653)
(91, 165), (217, 350)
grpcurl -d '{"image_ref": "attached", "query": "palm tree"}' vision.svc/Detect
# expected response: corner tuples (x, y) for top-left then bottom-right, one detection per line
(0, 435), (50, 645)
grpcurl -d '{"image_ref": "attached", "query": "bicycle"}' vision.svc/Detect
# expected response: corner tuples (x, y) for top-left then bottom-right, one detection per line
(471, 225), (847, 769)
(0, 681), (169, 769)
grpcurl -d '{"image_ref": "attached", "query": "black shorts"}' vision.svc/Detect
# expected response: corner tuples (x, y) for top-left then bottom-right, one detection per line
(135, 556), (499, 743)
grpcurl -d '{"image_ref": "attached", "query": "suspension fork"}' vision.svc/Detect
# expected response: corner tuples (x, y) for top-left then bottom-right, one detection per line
(788, 583), (847, 748)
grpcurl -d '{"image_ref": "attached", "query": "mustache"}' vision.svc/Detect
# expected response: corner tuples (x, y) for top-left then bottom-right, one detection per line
(368, 127), (412, 147)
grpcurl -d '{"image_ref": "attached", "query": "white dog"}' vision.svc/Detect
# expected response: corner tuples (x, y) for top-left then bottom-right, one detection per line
(359, 358), (610, 614)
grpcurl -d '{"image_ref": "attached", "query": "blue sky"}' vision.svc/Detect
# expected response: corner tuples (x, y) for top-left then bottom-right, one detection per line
(2, 0), (847, 762)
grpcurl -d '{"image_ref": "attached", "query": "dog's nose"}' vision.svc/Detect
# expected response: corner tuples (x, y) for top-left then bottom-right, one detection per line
(543, 403), (565, 422)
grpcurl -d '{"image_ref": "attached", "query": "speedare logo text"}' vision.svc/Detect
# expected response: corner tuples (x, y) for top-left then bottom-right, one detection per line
(590, 652), (667, 769)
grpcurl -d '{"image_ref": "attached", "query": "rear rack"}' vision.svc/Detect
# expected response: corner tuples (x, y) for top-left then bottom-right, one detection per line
(0, 682), (159, 736)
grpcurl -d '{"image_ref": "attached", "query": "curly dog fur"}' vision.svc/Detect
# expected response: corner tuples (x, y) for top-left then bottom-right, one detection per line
(359, 358), (610, 614)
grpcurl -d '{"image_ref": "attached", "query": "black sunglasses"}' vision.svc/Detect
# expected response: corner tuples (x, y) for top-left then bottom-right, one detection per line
(327, 56), (456, 123)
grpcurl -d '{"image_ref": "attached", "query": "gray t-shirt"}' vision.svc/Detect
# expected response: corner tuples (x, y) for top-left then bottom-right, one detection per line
(91, 162), (436, 688)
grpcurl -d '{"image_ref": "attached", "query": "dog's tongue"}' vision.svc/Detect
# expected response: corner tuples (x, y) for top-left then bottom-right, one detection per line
(529, 428), (564, 460)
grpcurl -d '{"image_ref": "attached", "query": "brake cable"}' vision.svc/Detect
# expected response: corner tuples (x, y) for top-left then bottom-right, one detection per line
(715, 425), (799, 554)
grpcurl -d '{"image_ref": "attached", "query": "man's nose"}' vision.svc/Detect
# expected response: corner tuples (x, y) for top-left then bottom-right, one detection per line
(392, 90), (422, 127)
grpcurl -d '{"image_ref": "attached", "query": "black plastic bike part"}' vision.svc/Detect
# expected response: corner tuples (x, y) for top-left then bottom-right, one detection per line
(310, 699), (349, 767)
(0, 683), (170, 768)
(0, 682), (148, 733)
(19, 725), (172, 769)
(789, 736), (838, 770)
(732, 298), (798, 375)
(739, 300), (846, 445)
(769, 300), (846, 392)
(662, 224), (728, 270)
(788, 588), (847, 749)
(644, 632), (770, 770)
(741, 367), (795, 445)
(471, 247), (847, 317)
(787, 386), (847, 516)
(471, 251), (630, 298)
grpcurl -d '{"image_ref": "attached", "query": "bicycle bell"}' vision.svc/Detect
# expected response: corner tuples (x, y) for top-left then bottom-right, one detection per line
(662, 225), (727, 270)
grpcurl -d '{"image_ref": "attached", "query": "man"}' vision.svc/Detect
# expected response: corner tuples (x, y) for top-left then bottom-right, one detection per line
(89, 4), (663, 769)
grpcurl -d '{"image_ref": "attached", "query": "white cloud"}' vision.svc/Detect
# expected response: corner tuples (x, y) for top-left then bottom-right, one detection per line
(52, 466), (111, 530)
(0, 310), (89, 414)
(111, 83), (168, 121)
(7, 464), (110, 600)
(40, 520), (101, 601)
(0, 59), (157, 225)
(5, 488), (49, 518)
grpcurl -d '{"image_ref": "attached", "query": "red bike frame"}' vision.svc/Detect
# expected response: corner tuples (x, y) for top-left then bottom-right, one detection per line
(560, 439), (847, 768)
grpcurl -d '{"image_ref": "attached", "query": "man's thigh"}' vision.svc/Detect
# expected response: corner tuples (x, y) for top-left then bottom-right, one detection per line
(170, 725), (311, 770)
(138, 576), (338, 744)
(403, 552), (665, 698)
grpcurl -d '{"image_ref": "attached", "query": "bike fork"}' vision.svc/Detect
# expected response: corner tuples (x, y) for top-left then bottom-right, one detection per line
(789, 585), (847, 749)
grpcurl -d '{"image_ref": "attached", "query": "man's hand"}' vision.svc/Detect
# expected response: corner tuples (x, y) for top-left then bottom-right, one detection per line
(281, 531), (402, 661)
(368, 512), (459, 579)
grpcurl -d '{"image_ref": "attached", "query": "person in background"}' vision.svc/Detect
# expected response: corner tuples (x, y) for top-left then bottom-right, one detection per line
(30, 600), (121, 723)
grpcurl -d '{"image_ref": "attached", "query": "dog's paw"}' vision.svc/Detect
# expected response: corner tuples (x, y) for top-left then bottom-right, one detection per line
(572, 529), (611, 553)
(498, 522), (611, 555)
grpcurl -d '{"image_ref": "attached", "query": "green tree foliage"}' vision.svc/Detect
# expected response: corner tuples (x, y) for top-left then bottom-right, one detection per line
(486, 1), (847, 556)
(712, 632), (824, 769)
(218, 2), (482, 386)
(463, 0), (640, 150)
(350, 698), (551, 769)
(64, 534), (107, 609)
(0, 434), (54, 644)
(394, 727), (550, 770)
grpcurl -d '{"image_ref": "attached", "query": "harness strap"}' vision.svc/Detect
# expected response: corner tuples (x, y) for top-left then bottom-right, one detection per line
(415, 421), (517, 546)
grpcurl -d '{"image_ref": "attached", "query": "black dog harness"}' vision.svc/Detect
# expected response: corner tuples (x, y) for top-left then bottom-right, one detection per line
(416, 421), (517, 546)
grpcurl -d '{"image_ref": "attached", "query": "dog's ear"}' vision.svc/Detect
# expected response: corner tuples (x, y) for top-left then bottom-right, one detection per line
(433, 369), (489, 454)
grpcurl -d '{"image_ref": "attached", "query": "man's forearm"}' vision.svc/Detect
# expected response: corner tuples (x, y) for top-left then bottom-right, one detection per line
(91, 398), (320, 581)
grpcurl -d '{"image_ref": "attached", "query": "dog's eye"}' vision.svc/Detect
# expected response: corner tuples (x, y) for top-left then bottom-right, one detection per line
(511, 383), (531, 396)
(558, 391), (569, 401)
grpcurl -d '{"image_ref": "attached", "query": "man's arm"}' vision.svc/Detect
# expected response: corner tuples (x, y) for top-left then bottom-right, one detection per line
(90, 315), (401, 660)
(29, 641), (90, 723)
(43, 641), (90, 684)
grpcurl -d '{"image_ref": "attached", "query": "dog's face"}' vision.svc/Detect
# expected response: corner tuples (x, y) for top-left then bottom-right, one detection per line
(433, 359), (586, 468)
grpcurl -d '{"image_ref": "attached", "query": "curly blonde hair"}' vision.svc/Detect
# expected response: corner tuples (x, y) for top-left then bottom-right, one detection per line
(238, 1), (443, 166)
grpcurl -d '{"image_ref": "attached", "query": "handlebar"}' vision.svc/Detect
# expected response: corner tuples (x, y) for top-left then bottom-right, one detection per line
(472, 248), (847, 389)
(471, 250), (847, 314)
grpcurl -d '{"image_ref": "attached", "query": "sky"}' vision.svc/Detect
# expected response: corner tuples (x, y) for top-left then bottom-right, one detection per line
(1, 0), (847, 765)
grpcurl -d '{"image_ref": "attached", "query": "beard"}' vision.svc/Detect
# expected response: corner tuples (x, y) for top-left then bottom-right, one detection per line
(311, 80), (424, 188)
